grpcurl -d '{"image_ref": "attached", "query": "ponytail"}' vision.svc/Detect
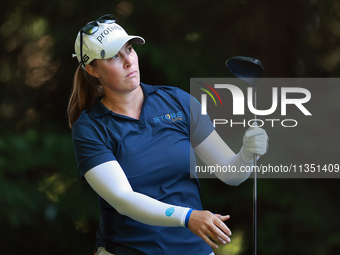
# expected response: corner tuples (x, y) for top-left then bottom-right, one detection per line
(67, 65), (103, 128)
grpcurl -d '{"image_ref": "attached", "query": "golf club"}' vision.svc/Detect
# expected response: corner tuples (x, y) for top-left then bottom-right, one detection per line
(225, 56), (264, 255)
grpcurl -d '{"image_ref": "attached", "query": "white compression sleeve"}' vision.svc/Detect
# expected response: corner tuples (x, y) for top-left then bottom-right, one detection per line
(84, 161), (190, 227)
(194, 130), (253, 186)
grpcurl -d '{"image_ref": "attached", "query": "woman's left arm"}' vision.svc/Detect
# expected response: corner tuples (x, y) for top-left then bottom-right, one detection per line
(194, 125), (268, 186)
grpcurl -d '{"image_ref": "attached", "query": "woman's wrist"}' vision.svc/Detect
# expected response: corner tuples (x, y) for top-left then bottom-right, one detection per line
(184, 208), (194, 228)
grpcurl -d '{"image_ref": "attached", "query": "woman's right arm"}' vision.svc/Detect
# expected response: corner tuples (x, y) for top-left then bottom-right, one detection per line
(84, 160), (188, 227)
(84, 160), (231, 248)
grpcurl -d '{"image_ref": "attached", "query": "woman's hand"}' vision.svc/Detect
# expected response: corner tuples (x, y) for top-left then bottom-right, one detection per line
(241, 123), (269, 162)
(188, 210), (232, 249)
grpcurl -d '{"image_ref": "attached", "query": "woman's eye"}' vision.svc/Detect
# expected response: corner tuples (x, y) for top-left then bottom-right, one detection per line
(112, 54), (119, 59)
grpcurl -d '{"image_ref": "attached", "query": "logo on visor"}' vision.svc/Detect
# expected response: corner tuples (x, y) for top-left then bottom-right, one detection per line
(96, 24), (123, 44)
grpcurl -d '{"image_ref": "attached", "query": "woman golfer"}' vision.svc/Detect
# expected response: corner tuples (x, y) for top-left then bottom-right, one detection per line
(68, 14), (268, 255)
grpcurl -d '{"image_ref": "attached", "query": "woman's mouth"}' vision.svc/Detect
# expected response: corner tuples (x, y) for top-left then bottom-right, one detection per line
(126, 71), (137, 78)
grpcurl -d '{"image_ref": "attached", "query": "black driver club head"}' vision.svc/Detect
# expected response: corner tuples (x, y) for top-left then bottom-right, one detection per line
(226, 56), (264, 86)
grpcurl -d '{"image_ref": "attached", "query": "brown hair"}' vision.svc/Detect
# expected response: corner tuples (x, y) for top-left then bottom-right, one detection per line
(67, 64), (104, 128)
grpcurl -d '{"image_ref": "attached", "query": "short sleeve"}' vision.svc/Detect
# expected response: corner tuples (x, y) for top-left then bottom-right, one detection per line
(174, 88), (215, 148)
(189, 95), (215, 147)
(72, 120), (116, 177)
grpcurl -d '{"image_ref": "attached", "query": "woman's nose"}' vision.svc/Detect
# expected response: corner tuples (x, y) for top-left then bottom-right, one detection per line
(123, 54), (133, 68)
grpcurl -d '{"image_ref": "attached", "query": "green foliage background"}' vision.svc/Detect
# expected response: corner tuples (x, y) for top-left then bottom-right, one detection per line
(1, 0), (340, 254)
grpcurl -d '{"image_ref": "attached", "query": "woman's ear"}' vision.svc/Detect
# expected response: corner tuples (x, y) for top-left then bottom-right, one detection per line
(85, 64), (99, 78)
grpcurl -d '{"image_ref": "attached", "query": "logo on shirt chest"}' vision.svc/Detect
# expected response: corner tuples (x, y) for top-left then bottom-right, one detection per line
(153, 111), (183, 123)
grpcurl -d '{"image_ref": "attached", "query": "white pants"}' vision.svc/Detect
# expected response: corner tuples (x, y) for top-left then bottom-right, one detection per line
(96, 247), (215, 255)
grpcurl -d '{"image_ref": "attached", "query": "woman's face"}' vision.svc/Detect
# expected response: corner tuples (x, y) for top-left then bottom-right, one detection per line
(89, 42), (140, 94)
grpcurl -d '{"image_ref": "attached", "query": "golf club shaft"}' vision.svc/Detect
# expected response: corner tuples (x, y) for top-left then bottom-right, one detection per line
(253, 86), (258, 255)
(225, 56), (263, 255)
(254, 155), (257, 255)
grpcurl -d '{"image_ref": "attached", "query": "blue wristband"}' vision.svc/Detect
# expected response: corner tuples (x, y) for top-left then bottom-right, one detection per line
(185, 209), (193, 228)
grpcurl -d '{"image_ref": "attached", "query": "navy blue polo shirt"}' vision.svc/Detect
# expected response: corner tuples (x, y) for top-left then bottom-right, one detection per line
(72, 83), (214, 255)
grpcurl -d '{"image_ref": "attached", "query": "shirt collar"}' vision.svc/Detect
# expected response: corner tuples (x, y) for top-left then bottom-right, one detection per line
(90, 83), (160, 118)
